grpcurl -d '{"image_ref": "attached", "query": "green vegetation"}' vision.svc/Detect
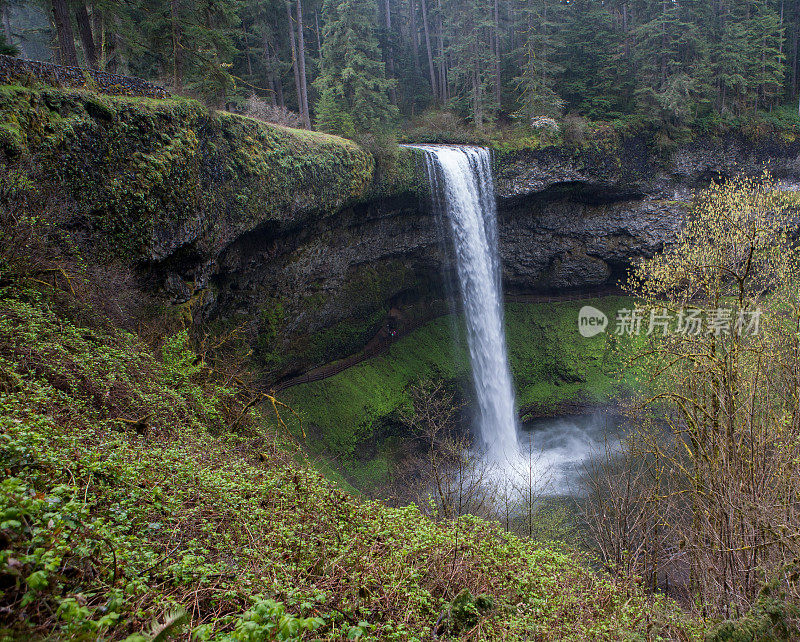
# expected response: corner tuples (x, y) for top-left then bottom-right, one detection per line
(315, 0), (398, 140)
(0, 84), (373, 260)
(23, 0), (800, 137)
(0, 281), (696, 639)
(283, 297), (633, 469)
(584, 177), (800, 622)
(507, 297), (635, 415)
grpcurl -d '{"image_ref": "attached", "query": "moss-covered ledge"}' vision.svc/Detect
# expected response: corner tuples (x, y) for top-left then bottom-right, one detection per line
(0, 84), (392, 263)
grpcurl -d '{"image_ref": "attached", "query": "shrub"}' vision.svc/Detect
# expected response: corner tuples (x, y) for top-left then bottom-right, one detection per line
(244, 94), (304, 128)
(561, 114), (589, 146)
(403, 109), (484, 144)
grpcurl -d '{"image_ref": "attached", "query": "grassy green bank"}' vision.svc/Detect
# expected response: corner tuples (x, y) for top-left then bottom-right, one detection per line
(0, 281), (696, 640)
(281, 296), (634, 480)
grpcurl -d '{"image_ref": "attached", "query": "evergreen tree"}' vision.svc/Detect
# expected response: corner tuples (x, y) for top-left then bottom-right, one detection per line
(120, 0), (242, 103)
(0, 31), (16, 56)
(747, 2), (785, 109)
(442, 0), (496, 128)
(560, 0), (629, 118)
(314, 0), (397, 139)
(513, 0), (565, 118)
(632, 0), (712, 123)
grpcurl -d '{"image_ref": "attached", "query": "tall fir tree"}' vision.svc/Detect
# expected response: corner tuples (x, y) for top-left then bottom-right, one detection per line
(632, 0), (712, 123)
(442, 0), (496, 128)
(314, 0), (398, 139)
(513, 0), (565, 118)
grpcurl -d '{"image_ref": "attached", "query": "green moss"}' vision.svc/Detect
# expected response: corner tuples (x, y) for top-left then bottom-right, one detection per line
(255, 297), (288, 368)
(506, 297), (637, 417)
(287, 310), (387, 371)
(282, 297), (635, 461)
(258, 259), (426, 375)
(282, 313), (468, 457)
(0, 284), (698, 640)
(0, 121), (23, 156)
(0, 84), (376, 261)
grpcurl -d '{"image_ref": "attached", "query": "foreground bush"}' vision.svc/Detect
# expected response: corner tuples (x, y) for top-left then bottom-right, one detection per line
(584, 174), (800, 623)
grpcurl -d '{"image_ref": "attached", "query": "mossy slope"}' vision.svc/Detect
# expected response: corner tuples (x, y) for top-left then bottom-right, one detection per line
(0, 285), (694, 640)
(282, 297), (632, 460)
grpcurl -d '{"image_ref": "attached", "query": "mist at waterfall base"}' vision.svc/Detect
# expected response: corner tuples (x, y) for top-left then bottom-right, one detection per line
(518, 412), (622, 495)
(409, 144), (617, 497)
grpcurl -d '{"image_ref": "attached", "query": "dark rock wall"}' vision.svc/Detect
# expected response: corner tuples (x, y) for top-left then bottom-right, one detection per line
(229, 133), (800, 380)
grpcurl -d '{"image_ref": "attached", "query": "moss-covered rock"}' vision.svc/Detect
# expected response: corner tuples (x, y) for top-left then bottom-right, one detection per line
(0, 84), (375, 262)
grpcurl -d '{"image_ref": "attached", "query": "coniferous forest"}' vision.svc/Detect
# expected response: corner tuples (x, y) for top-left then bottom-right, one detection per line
(2, 0), (800, 136)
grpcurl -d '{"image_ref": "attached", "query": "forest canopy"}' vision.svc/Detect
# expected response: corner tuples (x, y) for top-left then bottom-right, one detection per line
(3, 0), (800, 137)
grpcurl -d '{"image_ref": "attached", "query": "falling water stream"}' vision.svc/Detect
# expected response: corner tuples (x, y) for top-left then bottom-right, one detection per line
(410, 145), (520, 465)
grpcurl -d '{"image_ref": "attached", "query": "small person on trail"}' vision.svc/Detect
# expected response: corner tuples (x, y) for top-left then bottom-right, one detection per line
(387, 307), (403, 340)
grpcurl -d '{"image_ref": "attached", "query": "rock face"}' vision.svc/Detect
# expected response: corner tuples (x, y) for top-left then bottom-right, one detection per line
(494, 134), (800, 293)
(4, 86), (800, 379)
(215, 133), (800, 380)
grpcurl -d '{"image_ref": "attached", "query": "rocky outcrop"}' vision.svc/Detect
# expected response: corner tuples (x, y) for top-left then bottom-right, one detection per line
(221, 132), (800, 380)
(494, 134), (800, 293)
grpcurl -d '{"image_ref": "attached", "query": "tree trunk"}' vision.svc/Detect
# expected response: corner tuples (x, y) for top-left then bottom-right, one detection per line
(315, 9), (324, 75)
(242, 25), (254, 79)
(75, 3), (98, 68)
(51, 0), (78, 66)
(384, 0), (398, 104)
(274, 58), (285, 109)
(267, 33), (285, 108)
(263, 33), (278, 107)
(296, 0), (311, 128)
(1, 6), (10, 45)
(494, 0), (501, 107)
(2, 5), (17, 57)
(170, 0), (182, 90)
(286, 1), (305, 124)
(265, 48), (278, 108)
(472, 60), (482, 129)
(623, 2), (630, 58)
(420, 0), (438, 100)
(793, 0), (799, 95)
(92, 9), (105, 68)
(436, 0), (447, 100)
(660, 0), (667, 86)
(409, 0), (420, 74)
(2, 5), (27, 58)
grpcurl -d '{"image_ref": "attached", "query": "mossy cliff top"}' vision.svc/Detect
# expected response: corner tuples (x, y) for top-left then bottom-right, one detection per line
(0, 84), (416, 263)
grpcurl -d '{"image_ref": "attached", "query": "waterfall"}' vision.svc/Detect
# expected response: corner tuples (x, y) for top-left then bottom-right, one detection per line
(411, 145), (519, 464)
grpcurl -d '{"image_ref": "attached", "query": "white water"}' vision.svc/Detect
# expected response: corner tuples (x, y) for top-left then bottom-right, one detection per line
(518, 412), (620, 494)
(411, 145), (519, 465)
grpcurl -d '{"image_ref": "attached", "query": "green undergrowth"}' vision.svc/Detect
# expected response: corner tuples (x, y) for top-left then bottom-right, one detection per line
(507, 296), (637, 416)
(282, 297), (634, 472)
(0, 284), (697, 640)
(402, 107), (800, 154)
